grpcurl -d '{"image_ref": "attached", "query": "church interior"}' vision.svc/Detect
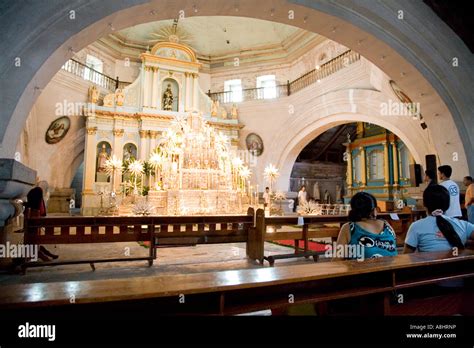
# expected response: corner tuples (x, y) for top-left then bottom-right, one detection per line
(0, 0), (473, 344)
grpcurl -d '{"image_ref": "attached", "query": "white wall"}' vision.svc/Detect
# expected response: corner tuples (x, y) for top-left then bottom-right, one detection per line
(15, 71), (90, 189)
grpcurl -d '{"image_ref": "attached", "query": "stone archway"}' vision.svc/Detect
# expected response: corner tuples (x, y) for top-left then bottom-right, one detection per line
(266, 89), (437, 191)
(0, 0), (472, 174)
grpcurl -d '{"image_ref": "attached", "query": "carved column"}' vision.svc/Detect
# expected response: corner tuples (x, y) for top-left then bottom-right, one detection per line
(151, 67), (159, 108)
(139, 130), (149, 160)
(391, 141), (399, 186)
(112, 128), (124, 189)
(143, 66), (151, 107)
(149, 131), (159, 153)
(345, 145), (353, 188)
(192, 73), (199, 111)
(383, 141), (390, 186)
(83, 126), (98, 194)
(185, 72), (192, 111)
(360, 147), (367, 187)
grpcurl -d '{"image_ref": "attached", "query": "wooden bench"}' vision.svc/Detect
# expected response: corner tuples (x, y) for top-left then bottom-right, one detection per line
(22, 208), (254, 271)
(247, 209), (425, 265)
(1, 249), (473, 316)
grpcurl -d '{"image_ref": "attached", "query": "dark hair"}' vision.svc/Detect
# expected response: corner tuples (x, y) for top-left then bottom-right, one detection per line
(425, 169), (435, 180)
(265, 187), (269, 190)
(348, 192), (377, 222)
(25, 187), (44, 210)
(465, 176), (473, 182)
(423, 185), (464, 249)
(438, 165), (452, 178)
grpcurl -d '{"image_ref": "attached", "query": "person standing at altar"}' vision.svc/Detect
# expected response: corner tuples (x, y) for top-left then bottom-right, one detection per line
(263, 187), (271, 208)
(298, 186), (308, 205)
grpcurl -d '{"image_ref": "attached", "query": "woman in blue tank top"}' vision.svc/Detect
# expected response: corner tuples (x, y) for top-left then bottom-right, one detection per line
(336, 192), (398, 259)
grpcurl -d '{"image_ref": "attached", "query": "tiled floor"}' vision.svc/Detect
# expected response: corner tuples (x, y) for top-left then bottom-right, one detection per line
(0, 241), (318, 285)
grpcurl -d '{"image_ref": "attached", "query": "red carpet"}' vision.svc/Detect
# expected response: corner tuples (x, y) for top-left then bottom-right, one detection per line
(270, 240), (329, 252)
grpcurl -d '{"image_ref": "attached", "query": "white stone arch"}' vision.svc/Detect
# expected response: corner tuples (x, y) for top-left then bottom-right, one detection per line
(0, 0), (472, 173)
(267, 89), (436, 191)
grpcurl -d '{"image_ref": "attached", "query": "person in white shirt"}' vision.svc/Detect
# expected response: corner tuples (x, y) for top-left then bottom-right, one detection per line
(438, 165), (462, 218)
(263, 187), (271, 208)
(298, 185), (308, 205)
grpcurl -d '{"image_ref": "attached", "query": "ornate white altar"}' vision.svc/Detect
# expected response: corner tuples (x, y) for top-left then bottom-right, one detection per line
(82, 40), (244, 215)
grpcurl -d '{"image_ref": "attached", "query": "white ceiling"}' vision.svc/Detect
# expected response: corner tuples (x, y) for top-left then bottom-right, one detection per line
(112, 16), (317, 58)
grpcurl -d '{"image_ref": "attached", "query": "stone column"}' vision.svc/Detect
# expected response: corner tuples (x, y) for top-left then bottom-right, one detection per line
(143, 66), (151, 107)
(345, 145), (353, 188)
(185, 72), (192, 111)
(192, 73), (199, 111)
(149, 131), (159, 153)
(139, 130), (149, 160)
(360, 147), (367, 187)
(83, 126), (97, 195)
(383, 141), (390, 186)
(151, 67), (159, 108)
(112, 128), (124, 191)
(391, 141), (399, 186)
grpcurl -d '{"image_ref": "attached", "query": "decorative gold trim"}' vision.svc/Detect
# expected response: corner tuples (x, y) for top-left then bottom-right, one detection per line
(139, 130), (149, 138)
(113, 129), (124, 137)
(141, 54), (201, 70)
(149, 130), (160, 139)
(149, 41), (198, 62)
(86, 127), (98, 135)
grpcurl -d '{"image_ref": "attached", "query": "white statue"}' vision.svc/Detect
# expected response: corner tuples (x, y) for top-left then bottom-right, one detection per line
(97, 144), (108, 172)
(211, 100), (218, 117)
(324, 190), (331, 204)
(336, 184), (342, 203)
(313, 182), (321, 201)
(88, 85), (99, 103)
(231, 104), (238, 119)
(115, 89), (125, 106)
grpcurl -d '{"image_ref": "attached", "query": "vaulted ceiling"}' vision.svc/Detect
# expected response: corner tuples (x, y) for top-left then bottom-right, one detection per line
(101, 16), (319, 62)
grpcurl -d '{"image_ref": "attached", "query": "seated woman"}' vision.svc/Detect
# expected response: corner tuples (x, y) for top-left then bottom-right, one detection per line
(336, 192), (398, 259)
(404, 185), (474, 253)
(24, 186), (59, 262)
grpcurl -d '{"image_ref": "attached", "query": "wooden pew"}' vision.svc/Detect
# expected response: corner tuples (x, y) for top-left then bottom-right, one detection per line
(1, 249), (473, 316)
(22, 208), (254, 271)
(247, 209), (425, 265)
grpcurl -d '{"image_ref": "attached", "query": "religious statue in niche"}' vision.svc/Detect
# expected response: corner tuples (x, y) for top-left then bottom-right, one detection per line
(45, 116), (70, 144)
(162, 84), (174, 111)
(88, 85), (99, 104)
(115, 89), (125, 106)
(245, 133), (264, 157)
(97, 144), (109, 173)
(123, 144), (137, 163)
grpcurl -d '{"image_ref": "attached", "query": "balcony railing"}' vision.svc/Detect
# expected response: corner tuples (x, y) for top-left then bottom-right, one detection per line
(61, 59), (130, 92)
(208, 50), (361, 103)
